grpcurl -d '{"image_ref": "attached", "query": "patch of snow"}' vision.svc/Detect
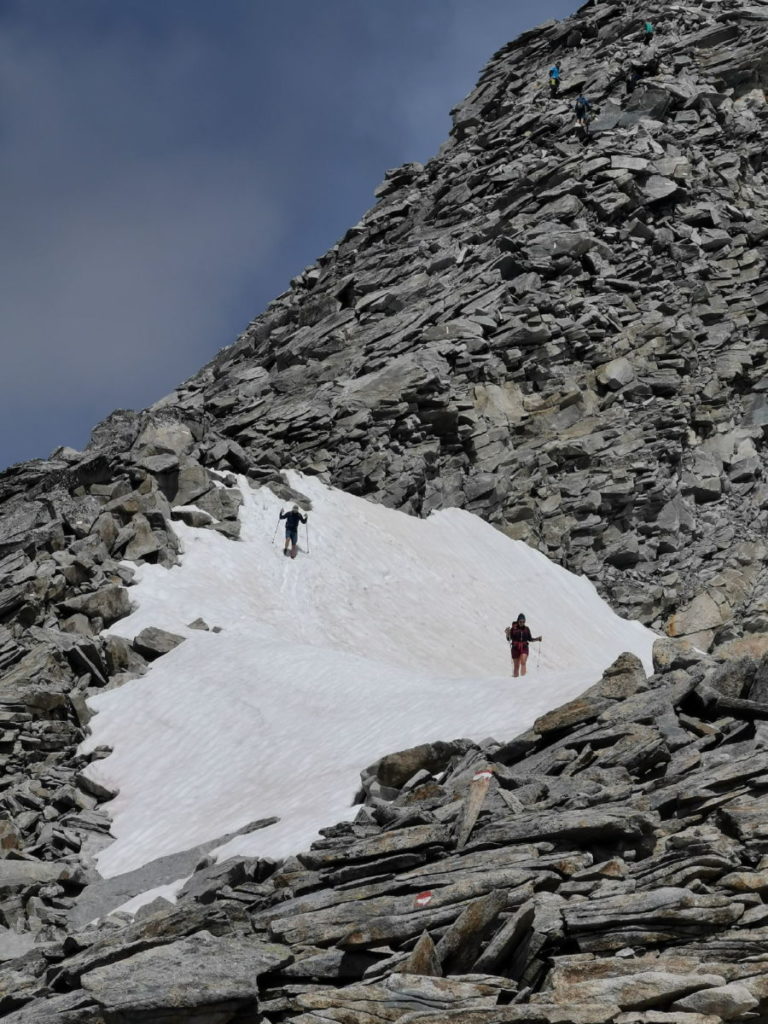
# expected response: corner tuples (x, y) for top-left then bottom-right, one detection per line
(80, 472), (656, 878)
(107, 878), (189, 919)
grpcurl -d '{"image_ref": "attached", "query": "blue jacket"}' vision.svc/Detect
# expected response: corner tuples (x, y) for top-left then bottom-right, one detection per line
(280, 510), (307, 532)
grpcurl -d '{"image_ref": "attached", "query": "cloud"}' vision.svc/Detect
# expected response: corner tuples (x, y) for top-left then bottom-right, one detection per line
(1, 151), (280, 388)
(0, 12), (285, 465)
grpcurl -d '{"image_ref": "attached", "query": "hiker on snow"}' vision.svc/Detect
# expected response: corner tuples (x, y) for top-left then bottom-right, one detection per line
(549, 63), (561, 96)
(505, 613), (542, 678)
(280, 505), (307, 559)
(643, 20), (655, 45)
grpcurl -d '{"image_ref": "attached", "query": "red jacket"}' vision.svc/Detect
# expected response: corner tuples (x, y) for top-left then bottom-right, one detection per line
(507, 623), (532, 653)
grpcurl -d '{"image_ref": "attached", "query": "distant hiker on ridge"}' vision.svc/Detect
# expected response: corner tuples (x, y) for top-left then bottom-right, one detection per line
(549, 63), (561, 97)
(505, 613), (542, 678)
(574, 95), (593, 141)
(575, 94), (591, 125)
(280, 505), (308, 559)
(643, 20), (655, 46)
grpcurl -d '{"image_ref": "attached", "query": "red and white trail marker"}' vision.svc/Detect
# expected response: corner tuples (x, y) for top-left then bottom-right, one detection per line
(414, 891), (433, 908)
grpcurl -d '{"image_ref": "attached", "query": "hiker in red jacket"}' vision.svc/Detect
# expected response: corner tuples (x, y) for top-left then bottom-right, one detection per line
(505, 613), (542, 678)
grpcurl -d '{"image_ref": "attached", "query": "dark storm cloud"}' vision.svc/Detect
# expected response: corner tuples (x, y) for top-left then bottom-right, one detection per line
(0, 1), (576, 470)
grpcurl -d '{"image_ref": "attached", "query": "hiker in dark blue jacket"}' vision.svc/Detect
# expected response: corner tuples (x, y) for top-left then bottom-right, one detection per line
(574, 95), (593, 142)
(575, 95), (591, 123)
(280, 505), (308, 559)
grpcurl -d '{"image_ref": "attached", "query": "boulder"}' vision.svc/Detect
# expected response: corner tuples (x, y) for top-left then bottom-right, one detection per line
(366, 740), (474, 791)
(121, 514), (162, 561)
(667, 592), (730, 640)
(172, 463), (212, 507)
(60, 585), (131, 625)
(643, 176), (680, 202)
(136, 419), (196, 456)
(80, 932), (291, 1018)
(0, 930), (36, 964)
(597, 357), (635, 390)
(0, 861), (81, 888)
(562, 971), (727, 1012)
(0, 818), (21, 856)
(132, 627), (185, 661)
(136, 452), (180, 474)
(172, 506), (215, 528)
(672, 982), (759, 1019)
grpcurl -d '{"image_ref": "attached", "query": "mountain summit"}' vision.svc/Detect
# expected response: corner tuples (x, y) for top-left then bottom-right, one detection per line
(4, 1), (768, 1021)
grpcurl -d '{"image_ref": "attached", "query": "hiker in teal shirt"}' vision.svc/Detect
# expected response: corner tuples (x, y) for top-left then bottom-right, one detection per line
(549, 63), (561, 97)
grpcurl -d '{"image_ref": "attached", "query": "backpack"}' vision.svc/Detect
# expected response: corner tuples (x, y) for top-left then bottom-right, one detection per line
(509, 624), (529, 650)
(645, 21), (654, 33)
(575, 97), (589, 112)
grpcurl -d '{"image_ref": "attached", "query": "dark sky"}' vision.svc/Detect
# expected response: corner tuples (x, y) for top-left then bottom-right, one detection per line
(0, 0), (576, 471)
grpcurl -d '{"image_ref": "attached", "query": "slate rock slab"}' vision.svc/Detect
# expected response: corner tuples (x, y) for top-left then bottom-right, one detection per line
(368, 740), (473, 790)
(0, 929), (36, 964)
(60, 585), (132, 625)
(0, 991), (102, 1024)
(671, 981), (759, 1018)
(80, 931), (292, 1020)
(132, 627), (186, 661)
(560, 971), (727, 1012)
(0, 861), (82, 889)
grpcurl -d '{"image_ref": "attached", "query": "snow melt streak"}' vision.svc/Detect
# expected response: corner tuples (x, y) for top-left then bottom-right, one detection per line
(81, 473), (655, 877)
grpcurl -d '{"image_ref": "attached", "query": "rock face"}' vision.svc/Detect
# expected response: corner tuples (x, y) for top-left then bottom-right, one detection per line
(3, 0), (768, 1020)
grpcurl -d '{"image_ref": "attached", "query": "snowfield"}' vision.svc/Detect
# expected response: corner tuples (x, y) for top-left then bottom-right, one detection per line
(80, 472), (656, 879)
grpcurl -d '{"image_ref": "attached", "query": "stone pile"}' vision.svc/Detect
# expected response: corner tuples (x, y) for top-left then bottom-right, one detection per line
(5, 643), (768, 1022)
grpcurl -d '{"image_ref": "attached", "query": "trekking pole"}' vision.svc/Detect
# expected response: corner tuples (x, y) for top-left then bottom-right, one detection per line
(536, 642), (542, 672)
(305, 520), (311, 555)
(271, 515), (281, 545)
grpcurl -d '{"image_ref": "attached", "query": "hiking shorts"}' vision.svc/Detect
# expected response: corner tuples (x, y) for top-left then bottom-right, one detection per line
(286, 527), (298, 544)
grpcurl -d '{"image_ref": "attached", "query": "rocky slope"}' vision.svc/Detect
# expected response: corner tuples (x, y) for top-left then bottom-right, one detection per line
(3, 0), (768, 1020)
(170, 0), (768, 644)
(6, 643), (768, 1023)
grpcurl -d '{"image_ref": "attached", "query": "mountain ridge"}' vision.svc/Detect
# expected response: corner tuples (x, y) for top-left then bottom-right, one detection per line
(129, 0), (768, 646)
